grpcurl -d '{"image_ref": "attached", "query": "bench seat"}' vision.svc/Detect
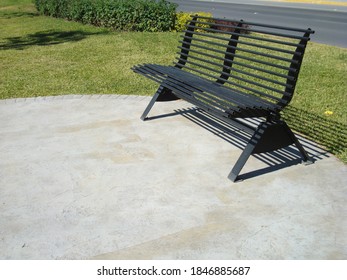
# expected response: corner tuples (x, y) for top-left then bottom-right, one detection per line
(133, 63), (281, 118)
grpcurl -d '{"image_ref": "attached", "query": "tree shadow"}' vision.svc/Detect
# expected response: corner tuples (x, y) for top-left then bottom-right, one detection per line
(0, 11), (38, 19)
(0, 30), (108, 50)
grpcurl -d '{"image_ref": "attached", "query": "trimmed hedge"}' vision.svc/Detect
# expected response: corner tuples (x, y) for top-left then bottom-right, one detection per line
(34, 0), (177, 32)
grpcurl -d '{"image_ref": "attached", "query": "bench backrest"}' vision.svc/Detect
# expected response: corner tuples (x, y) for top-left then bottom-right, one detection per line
(175, 16), (314, 111)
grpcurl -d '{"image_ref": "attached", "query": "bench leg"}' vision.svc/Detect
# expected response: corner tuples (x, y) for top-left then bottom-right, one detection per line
(141, 86), (179, 121)
(141, 90), (160, 121)
(228, 144), (255, 182)
(228, 121), (312, 182)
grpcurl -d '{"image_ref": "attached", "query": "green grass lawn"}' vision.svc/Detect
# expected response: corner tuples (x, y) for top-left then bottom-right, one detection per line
(1, 0), (346, 162)
(0, 1), (179, 99)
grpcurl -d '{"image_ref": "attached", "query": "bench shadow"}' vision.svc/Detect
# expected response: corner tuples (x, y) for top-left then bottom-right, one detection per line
(0, 30), (108, 50)
(282, 105), (347, 157)
(148, 107), (330, 181)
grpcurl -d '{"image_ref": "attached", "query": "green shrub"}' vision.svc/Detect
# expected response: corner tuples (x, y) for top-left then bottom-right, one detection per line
(34, 0), (177, 32)
(175, 11), (213, 32)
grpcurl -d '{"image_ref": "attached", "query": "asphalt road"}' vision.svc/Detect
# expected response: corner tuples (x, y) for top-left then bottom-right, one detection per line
(170, 0), (347, 47)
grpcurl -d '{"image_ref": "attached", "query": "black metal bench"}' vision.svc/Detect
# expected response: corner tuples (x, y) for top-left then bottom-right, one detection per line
(132, 16), (315, 182)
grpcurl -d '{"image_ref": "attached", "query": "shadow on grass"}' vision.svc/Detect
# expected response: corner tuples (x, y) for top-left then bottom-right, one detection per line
(0, 30), (108, 50)
(0, 11), (38, 19)
(282, 105), (347, 157)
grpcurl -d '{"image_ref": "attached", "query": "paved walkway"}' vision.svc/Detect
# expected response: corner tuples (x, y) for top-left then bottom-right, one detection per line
(0, 95), (346, 259)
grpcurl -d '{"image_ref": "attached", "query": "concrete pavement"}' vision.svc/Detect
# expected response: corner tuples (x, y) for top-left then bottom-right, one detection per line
(0, 95), (346, 259)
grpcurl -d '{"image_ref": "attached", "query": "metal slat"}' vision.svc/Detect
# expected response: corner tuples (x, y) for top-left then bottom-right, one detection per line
(184, 29), (305, 48)
(178, 40), (224, 55)
(138, 64), (242, 110)
(161, 76), (241, 112)
(194, 15), (314, 34)
(149, 64), (258, 107)
(179, 45), (297, 72)
(177, 52), (292, 88)
(221, 76), (285, 102)
(179, 55), (292, 94)
(229, 67), (290, 89)
(134, 66), (207, 106)
(159, 78), (246, 116)
(134, 64), (281, 117)
(179, 40), (300, 64)
(132, 65), (166, 84)
(146, 64), (279, 109)
(181, 34), (301, 56)
(171, 63), (283, 104)
(187, 22), (309, 41)
(176, 63), (283, 103)
(174, 56), (223, 78)
(222, 56), (295, 81)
